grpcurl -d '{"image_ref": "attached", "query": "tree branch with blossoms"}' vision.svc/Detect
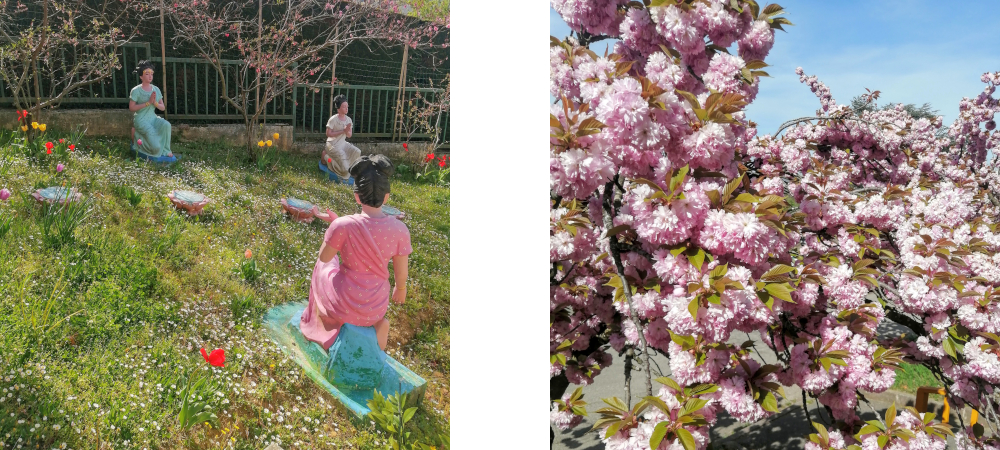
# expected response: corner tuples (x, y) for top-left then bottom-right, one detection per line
(164, 0), (444, 161)
(0, 0), (149, 137)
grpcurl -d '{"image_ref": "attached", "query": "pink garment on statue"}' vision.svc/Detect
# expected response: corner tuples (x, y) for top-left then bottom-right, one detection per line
(300, 213), (413, 350)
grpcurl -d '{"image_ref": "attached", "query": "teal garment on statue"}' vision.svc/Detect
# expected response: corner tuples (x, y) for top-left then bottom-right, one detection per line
(129, 85), (172, 157)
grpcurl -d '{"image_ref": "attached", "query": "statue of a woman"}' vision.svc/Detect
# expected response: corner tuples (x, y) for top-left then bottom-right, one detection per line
(322, 95), (362, 181)
(300, 155), (410, 351)
(128, 60), (173, 159)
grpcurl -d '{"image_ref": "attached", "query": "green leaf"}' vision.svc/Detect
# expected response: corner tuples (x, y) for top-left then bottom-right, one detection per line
(858, 424), (881, 436)
(689, 383), (719, 395)
(761, 391), (778, 412)
(877, 434), (889, 449)
(760, 264), (796, 280)
(644, 396), (672, 414)
(813, 422), (829, 441)
(604, 397), (628, 412)
(688, 297), (700, 320)
(761, 3), (784, 16)
(764, 283), (794, 303)
(710, 263), (729, 279)
(675, 428), (697, 450)
(403, 407), (418, 424)
(885, 403), (896, 428)
(942, 338), (958, 359)
(689, 248), (706, 271)
(866, 420), (887, 432)
(675, 90), (701, 110)
(656, 377), (682, 392)
(604, 421), (624, 439)
(605, 224), (633, 238)
(670, 165), (690, 192)
(649, 422), (669, 450)
(680, 398), (710, 417)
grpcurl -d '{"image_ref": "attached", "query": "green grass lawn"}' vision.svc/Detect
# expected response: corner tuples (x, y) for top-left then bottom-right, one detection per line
(891, 362), (940, 394)
(0, 132), (450, 449)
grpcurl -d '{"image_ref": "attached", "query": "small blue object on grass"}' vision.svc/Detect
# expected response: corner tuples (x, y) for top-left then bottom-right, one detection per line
(263, 301), (426, 419)
(131, 143), (179, 164)
(380, 204), (404, 218)
(318, 161), (354, 185)
(38, 186), (74, 201)
(286, 197), (315, 211)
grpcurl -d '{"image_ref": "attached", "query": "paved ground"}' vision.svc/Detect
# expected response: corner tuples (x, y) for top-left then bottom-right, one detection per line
(552, 321), (972, 450)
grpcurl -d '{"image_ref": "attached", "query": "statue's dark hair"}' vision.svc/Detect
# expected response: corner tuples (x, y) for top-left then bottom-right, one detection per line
(134, 60), (155, 74)
(350, 154), (394, 208)
(334, 94), (348, 111)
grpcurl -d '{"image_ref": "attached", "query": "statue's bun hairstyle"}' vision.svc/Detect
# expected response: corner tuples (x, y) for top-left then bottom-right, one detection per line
(350, 154), (394, 208)
(333, 94), (348, 111)
(135, 60), (155, 74)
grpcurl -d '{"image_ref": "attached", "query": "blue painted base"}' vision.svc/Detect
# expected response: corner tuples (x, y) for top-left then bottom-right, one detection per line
(262, 301), (426, 420)
(325, 323), (387, 389)
(132, 143), (179, 164)
(318, 161), (355, 185)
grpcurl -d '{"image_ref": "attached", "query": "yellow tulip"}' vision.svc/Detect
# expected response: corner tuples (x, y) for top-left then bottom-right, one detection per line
(266, 140), (273, 147)
(38, 124), (46, 132)
(31, 122), (38, 129)
(273, 132), (279, 140)
(257, 140), (265, 147)
(20, 125), (27, 132)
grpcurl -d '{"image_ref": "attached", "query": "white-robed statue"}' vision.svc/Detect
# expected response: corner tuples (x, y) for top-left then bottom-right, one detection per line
(322, 94), (362, 181)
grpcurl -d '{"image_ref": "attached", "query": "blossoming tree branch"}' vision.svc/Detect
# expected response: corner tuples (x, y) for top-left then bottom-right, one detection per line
(549, 0), (1000, 449)
(0, 0), (148, 137)
(164, 0), (445, 160)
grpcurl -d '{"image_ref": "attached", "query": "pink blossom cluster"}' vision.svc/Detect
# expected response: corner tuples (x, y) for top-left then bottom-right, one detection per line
(551, 1), (1000, 447)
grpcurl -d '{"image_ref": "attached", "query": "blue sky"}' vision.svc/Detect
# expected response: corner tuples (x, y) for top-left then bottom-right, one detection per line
(550, 1), (1000, 135)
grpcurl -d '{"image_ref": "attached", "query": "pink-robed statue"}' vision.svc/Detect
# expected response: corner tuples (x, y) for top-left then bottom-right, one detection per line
(300, 155), (411, 351)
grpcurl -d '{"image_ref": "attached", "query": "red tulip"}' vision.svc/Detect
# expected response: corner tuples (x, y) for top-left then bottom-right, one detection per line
(46, 149), (52, 155)
(200, 348), (225, 367)
(403, 143), (408, 151)
(45, 142), (53, 150)
(59, 139), (64, 143)
(68, 144), (75, 151)
(424, 153), (434, 163)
